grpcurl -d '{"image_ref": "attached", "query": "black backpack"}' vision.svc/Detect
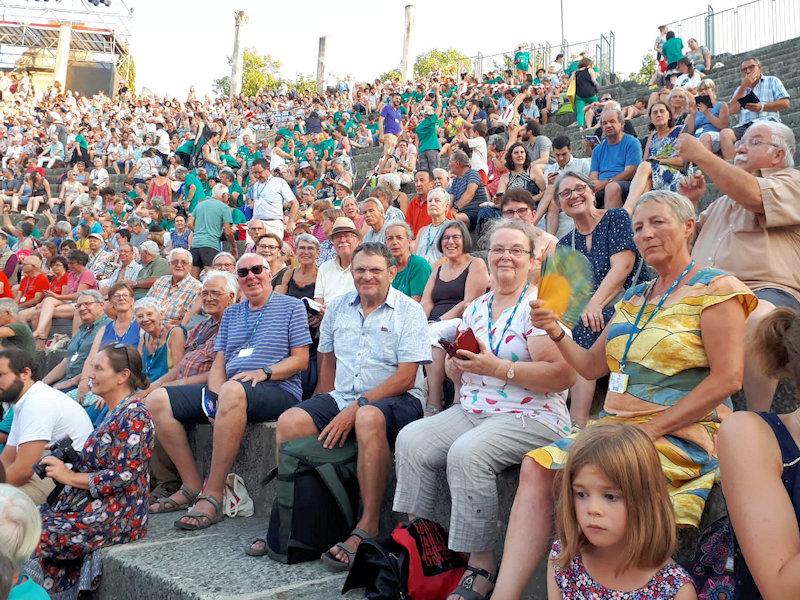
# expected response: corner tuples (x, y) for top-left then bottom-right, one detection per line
(265, 435), (360, 564)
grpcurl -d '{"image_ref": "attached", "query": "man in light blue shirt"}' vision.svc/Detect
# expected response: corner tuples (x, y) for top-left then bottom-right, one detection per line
(273, 242), (431, 569)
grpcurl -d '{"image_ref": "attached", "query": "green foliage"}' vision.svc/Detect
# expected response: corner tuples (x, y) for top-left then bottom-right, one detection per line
(414, 48), (470, 78)
(377, 68), (402, 82)
(293, 73), (317, 95)
(213, 48), (283, 97)
(126, 56), (136, 93)
(628, 53), (657, 85)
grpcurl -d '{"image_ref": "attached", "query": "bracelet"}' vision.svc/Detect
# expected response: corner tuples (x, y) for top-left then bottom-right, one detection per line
(550, 329), (566, 343)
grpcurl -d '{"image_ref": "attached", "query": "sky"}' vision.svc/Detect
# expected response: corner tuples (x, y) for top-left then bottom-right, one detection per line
(125, 0), (753, 98)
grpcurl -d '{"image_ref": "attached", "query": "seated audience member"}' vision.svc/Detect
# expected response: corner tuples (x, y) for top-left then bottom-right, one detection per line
(686, 37), (712, 72)
(41, 290), (109, 392)
(393, 220), (575, 600)
(98, 243), (142, 296)
(14, 255), (48, 309)
(674, 58), (702, 92)
(0, 484), (49, 599)
(85, 232), (115, 281)
(621, 96), (648, 120)
(420, 220), (491, 413)
(720, 57), (790, 160)
(0, 300), (34, 356)
(537, 136), (591, 238)
(498, 189), (558, 284)
(34, 343), (153, 597)
(315, 217), (361, 305)
(719, 308), (800, 599)
(414, 188), (450, 266)
(133, 240), (170, 297)
(589, 107), (643, 208)
(0, 348), (93, 505)
(668, 87), (693, 127)
(683, 78), (729, 154)
(433, 167), (451, 190)
(371, 185), (407, 224)
(148, 253), (310, 531)
(677, 122), (800, 411)
(386, 222), (431, 301)
(261, 243), (429, 567)
(254, 233), (288, 287)
(449, 149), (488, 231)
(244, 219), (267, 253)
(146, 248), (202, 326)
(362, 197), (389, 244)
(491, 191), (755, 599)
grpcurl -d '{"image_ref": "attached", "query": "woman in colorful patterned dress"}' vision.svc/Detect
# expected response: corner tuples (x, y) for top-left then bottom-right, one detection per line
(491, 190), (756, 600)
(34, 343), (154, 599)
(393, 220), (576, 600)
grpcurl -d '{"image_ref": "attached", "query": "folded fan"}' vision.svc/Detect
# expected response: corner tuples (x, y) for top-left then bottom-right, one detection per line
(538, 246), (595, 329)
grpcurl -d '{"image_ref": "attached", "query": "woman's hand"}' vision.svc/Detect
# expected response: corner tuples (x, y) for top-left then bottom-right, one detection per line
(40, 455), (73, 485)
(307, 313), (322, 328)
(530, 299), (563, 338)
(450, 338), (501, 378)
(581, 299), (606, 332)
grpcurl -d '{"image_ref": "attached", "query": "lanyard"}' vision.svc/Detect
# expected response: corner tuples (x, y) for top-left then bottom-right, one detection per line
(620, 261), (695, 372)
(144, 326), (167, 373)
(487, 282), (530, 356)
(244, 292), (273, 347)
(111, 318), (134, 343)
(425, 222), (443, 256)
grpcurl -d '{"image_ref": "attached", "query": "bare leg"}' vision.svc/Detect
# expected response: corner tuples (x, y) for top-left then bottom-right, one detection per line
(720, 128), (737, 161)
(700, 133), (713, 153)
(425, 347), (446, 411)
(568, 375), (596, 428)
(492, 457), (556, 600)
(622, 161), (653, 212)
(32, 297), (61, 338)
(743, 300), (779, 411)
(603, 182), (623, 209)
(448, 551), (497, 600)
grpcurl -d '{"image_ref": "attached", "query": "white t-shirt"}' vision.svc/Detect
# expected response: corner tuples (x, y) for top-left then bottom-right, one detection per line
(467, 137), (488, 173)
(90, 167), (109, 187)
(675, 72), (702, 89)
(6, 381), (93, 453)
(315, 258), (356, 304)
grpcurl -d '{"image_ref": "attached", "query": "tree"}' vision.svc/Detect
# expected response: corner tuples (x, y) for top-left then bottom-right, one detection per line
(125, 56), (136, 94)
(414, 48), (470, 78)
(213, 48), (283, 97)
(377, 68), (402, 82)
(628, 52), (657, 85)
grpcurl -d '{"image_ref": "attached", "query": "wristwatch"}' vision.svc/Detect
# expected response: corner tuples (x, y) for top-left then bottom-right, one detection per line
(262, 367), (272, 381)
(357, 396), (370, 407)
(506, 360), (516, 380)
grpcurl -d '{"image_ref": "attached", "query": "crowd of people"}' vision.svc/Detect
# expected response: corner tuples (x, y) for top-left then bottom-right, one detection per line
(0, 37), (796, 600)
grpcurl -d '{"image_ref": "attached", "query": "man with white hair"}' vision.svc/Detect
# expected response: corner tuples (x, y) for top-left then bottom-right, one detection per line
(677, 122), (800, 411)
(133, 240), (170, 297)
(188, 183), (238, 279)
(247, 158), (298, 238)
(432, 167), (451, 190)
(362, 197), (389, 244)
(146, 248), (202, 327)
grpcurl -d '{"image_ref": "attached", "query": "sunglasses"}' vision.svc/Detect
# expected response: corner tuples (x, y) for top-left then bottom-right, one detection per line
(237, 264), (265, 278)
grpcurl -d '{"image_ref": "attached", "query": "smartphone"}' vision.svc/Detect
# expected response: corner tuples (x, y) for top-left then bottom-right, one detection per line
(439, 328), (479, 358)
(585, 135), (601, 146)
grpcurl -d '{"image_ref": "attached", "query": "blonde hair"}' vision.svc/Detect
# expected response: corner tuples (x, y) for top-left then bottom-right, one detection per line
(554, 422), (676, 573)
(0, 484), (42, 570)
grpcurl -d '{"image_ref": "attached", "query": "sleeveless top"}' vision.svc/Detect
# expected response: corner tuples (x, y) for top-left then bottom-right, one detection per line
(286, 269), (318, 352)
(733, 412), (800, 599)
(148, 180), (172, 206)
(430, 261), (472, 321)
(575, 68), (598, 98)
(507, 171), (540, 196)
(142, 326), (181, 382)
(550, 540), (692, 599)
(100, 319), (141, 346)
(170, 229), (191, 250)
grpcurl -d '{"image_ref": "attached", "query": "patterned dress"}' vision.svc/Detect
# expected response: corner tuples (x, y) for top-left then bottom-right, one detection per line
(648, 126), (683, 192)
(528, 268), (756, 526)
(550, 540), (693, 598)
(34, 399), (154, 597)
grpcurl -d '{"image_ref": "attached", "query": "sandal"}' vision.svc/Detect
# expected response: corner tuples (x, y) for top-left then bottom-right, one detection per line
(319, 527), (371, 572)
(149, 485), (198, 514)
(449, 566), (496, 600)
(245, 538), (268, 557)
(173, 494), (223, 530)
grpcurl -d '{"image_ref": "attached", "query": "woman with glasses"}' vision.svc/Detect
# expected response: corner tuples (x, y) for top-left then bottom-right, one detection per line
(35, 342), (154, 598)
(420, 220), (490, 412)
(552, 171), (646, 428)
(52, 169), (84, 216)
(683, 78), (729, 156)
(394, 220), (575, 600)
(254, 233), (288, 288)
(275, 234), (321, 399)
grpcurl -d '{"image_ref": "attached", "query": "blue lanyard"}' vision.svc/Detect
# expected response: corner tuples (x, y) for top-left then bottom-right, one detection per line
(487, 282), (530, 356)
(244, 292), (273, 346)
(620, 261), (695, 372)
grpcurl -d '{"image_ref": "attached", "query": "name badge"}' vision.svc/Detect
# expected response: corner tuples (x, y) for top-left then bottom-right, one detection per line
(608, 372), (629, 394)
(70, 353), (79, 362)
(238, 347), (254, 358)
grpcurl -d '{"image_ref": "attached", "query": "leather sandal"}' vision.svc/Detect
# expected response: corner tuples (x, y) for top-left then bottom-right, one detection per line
(449, 566), (496, 600)
(149, 485), (199, 514)
(174, 494), (223, 530)
(319, 528), (371, 572)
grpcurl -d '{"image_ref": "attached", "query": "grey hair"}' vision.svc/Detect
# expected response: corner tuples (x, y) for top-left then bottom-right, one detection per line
(133, 297), (162, 315)
(236, 252), (269, 269)
(76, 289), (104, 304)
(0, 484), (42, 570)
(212, 251), (236, 264)
(201, 269), (238, 295)
(427, 187), (450, 204)
(211, 183), (229, 199)
(484, 218), (537, 255)
(451, 149), (470, 166)
(295, 233), (321, 249)
(140, 240), (159, 256)
(56, 221), (72, 235)
(751, 121), (796, 168)
(432, 167), (449, 179)
(600, 105), (625, 124)
(552, 170), (595, 205)
(632, 190), (696, 225)
(667, 88), (691, 110)
(175, 166), (188, 177)
(219, 168), (235, 181)
(386, 220), (414, 240)
(302, 185), (316, 197)
(361, 197), (384, 214)
(0, 298), (18, 317)
(488, 134), (506, 152)
(168, 247), (192, 263)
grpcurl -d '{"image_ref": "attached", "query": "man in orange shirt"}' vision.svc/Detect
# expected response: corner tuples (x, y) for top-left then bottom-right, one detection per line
(405, 170), (451, 236)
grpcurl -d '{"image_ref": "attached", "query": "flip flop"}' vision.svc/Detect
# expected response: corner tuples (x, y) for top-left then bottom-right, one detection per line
(245, 538), (268, 557)
(174, 494), (223, 530)
(149, 485), (198, 514)
(320, 528), (371, 572)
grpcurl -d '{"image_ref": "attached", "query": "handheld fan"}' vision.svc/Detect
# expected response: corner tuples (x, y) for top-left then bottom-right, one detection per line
(538, 246), (595, 329)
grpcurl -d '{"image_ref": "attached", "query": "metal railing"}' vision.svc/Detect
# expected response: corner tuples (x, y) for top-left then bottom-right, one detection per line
(665, 0), (800, 58)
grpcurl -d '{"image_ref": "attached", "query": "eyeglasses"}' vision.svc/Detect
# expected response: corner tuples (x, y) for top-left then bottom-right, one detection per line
(735, 138), (780, 150)
(441, 234), (463, 242)
(169, 260), (190, 266)
(213, 262), (235, 269)
(740, 64), (759, 73)
(111, 293), (132, 300)
(489, 247), (532, 257)
(76, 300), (98, 309)
(352, 267), (388, 276)
(237, 264), (266, 277)
(501, 207), (531, 218)
(557, 183), (589, 201)
(200, 289), (226, 298)
(256, 243), (279, 251)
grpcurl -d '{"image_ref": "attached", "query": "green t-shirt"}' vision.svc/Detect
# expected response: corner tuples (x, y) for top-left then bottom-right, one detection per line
(1, 321), (35, 355)
(231, 208), (247, 224)
(228, 180), (244, 207)
(192, 197), (232, 249)
(75, 134), (88, 149)
(183, 173), (207, 213)
(159, 219), (174, 232)
(411, 91), (425, 103)
(237, 147), (256, 167)
(415, 115), (440, 153)
(515, 51), (530, 70)
(392, 254), (432, 298)
(221, 153), (240, 168)
(662, 37), (684, 63)
(177, 140), (194, 154)
(9, 576), (50, 599)
(321, 139), (335, 157)
(367, 123), (379, 135)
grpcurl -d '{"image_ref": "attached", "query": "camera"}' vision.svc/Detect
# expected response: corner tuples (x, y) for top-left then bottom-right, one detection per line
(32, 437), (81, 480)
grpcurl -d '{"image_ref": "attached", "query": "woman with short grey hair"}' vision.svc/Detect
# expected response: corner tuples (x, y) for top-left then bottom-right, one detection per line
(0, 483), (48, 597)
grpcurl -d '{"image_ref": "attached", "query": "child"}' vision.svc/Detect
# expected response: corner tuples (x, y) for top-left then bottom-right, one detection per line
(548, 422), (696, 599)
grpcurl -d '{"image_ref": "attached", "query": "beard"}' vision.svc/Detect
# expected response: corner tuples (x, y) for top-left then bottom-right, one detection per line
(0, 375), (24, 404)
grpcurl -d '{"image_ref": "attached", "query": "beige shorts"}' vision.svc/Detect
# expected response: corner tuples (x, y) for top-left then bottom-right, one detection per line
(19, 473), (56, 505)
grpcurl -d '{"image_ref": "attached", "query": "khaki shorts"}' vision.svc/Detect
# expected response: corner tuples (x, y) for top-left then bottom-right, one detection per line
(19, 473), (56, 505)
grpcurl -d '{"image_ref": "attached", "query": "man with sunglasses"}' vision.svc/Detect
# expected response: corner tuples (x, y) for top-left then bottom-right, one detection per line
(151, 253), (311, 530)
(269, 243), (430, 568)
(677, 122), (800, 413)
